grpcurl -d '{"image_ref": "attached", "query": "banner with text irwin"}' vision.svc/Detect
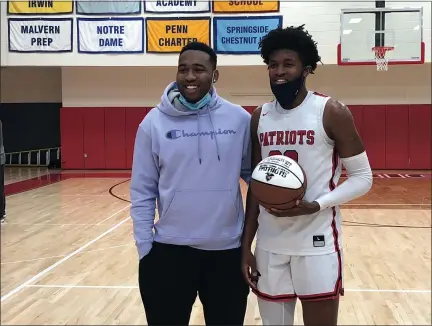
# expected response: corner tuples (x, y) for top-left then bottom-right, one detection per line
(8, 1), (73, 14)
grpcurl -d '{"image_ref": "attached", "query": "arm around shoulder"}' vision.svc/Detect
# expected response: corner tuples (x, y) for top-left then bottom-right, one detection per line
(130, 119), (159, 259)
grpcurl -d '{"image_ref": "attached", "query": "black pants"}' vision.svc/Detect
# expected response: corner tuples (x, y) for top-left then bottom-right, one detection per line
(139, 242), (249, 325)
(0, 164), (4, 216)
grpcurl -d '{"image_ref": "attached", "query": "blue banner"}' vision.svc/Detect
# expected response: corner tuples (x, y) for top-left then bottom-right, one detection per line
(213, 16), (283, 54)
(77, 1), (141, 15)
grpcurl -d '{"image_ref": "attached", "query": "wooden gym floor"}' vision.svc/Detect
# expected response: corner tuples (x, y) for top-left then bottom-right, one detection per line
(1, 167), (431, 325)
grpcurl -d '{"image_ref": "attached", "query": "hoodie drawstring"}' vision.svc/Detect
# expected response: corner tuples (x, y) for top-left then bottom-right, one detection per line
(208, 109), (221, 161)
(197, 113), (202, 164)
(197, 109), (221, 164)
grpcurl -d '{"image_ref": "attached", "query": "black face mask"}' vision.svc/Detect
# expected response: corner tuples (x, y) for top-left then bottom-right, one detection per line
(270, 73), (305, 109)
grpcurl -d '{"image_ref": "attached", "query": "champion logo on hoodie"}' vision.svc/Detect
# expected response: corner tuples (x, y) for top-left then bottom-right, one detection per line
(165, 128), (237, 140)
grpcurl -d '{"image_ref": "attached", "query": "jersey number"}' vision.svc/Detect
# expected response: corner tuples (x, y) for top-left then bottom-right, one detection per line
(269, 150), (299, 162)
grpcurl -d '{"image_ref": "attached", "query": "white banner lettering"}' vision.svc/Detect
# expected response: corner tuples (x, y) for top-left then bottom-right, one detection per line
(8, 18), (72, 53)
(144, 0), (210, 13)
(77, 18), (144, 54)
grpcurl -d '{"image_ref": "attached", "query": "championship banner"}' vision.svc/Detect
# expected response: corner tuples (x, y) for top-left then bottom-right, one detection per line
(213, 16), (282, 54)
(212, 1), (279, 13)
(144, 0), (210, 13)
(146, 17), (210, 53)
(8, 1), (73, 15)
(77, 18), (144, 54)
(8, 18), (73, 53)
(77, 1), (141, 15)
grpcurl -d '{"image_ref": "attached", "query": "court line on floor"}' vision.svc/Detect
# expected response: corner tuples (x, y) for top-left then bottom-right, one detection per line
(0, 215), (131, 303)
(96, 204), (131, 225)
(21, 284), (432, 294)
(1, 243), (134, 265)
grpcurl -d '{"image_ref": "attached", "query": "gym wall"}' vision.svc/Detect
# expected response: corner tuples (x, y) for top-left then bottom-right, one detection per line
(59, 64), (431, 170)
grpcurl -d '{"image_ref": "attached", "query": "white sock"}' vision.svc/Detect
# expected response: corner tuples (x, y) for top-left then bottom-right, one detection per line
(258, 298), (297, 325)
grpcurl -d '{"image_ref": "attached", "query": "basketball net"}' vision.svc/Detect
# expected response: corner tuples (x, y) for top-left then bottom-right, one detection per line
(372, 46), (394, 71)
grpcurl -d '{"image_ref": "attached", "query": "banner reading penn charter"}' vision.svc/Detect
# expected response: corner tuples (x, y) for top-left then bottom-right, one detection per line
(214, 16), (282, 54)
(77, 1), (141, 15)
(8, 18), (73, 53)
(77, 18), (144, 54)
(146, 18), (210, 53)
(212, 1), (279, 13)
(8, 1), (73, 14)
(144, 0), (210, 13)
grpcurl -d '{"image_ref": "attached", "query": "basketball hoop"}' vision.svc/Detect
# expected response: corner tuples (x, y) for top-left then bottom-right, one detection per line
(372, 46), (394, 71)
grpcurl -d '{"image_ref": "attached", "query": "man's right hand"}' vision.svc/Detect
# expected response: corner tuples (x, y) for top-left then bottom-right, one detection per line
(242, 250), (260, 289)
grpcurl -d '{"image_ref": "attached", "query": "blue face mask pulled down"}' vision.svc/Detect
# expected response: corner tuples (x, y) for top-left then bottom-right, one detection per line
(179, 93), (211, 111)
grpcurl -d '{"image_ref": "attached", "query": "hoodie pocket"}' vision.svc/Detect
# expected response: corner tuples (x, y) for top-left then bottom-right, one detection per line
(158, 189), (241, 239)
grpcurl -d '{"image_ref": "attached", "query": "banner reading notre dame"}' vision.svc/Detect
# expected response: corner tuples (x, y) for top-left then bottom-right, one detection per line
(146, 17), (210, 53)
(8, 1), (73, 14)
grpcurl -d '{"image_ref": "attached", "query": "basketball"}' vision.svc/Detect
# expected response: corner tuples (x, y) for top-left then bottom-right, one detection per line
(250, 155), (307, 210)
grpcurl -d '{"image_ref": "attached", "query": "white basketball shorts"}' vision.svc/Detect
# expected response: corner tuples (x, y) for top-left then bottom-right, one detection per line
(252, 247), (344, 302)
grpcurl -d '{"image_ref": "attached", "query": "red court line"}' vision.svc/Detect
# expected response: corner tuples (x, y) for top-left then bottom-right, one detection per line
(5, 171), (430, 197)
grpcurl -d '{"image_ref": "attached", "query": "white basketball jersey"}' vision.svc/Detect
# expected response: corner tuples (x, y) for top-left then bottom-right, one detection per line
(256, 91), (343, 256)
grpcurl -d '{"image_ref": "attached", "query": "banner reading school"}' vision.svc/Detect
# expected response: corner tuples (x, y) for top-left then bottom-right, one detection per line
(8, 1), (73, 14)
(146, 18), (210, 53)
(78, 18), (144, 54)
(8, 18), (73, 53)
(214, 16), (282, 54)
(212, 1), (279, 13)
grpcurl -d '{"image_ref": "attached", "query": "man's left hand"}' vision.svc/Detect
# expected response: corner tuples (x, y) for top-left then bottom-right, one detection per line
(266, 200), (321, 217)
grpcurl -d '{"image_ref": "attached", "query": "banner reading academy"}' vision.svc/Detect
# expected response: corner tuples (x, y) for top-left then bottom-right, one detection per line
(144, 0), (210, 13)
(8, 1), (73, 14)
(213, 16), (282, 54)
(8, 18), (73, 53)
(212, 1), (279, 13)
(146, 17), (210, 53)
(77, 0), (141, 15)
(78, 18), (144, 54)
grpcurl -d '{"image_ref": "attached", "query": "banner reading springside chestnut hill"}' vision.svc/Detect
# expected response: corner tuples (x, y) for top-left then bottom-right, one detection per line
(146, 18), (210, 53)
(212, 1), (279, 13)
(8, 1), (73, 14)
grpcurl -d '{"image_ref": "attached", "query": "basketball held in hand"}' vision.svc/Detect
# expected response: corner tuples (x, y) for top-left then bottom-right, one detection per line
(250, 155), (307, 210)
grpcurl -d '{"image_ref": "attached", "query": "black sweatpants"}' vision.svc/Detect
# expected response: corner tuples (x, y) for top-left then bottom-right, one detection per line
(138, 241), (249, 325)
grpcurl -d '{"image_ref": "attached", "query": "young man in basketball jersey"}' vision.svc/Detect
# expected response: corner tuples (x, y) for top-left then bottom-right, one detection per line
(241, 26), (373, 325)
(130, 42), (251, 325)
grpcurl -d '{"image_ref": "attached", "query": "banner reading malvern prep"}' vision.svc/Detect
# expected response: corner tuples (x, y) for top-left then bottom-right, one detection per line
(8, 18), (73, 53)
(214, 16), (282, 54)
(8, 1), (73, 14)
(144, 0), (210, 13)
(78, 18), (144, 54)
(146, 18), (210, 53)
(212, 1), (279, 13)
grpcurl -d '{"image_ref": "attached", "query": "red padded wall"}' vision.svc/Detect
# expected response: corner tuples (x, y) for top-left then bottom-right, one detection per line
(105, 108), (126, 169)
(243, 106), (255, 115)
(60, 107), (84, 169)
(348, 105), (364, 138)
(409, 104), (431, 169)
(362, 105), (386, 169)
(385, 105), (409, 169)
(60, 105), (431, 170)
(83, 108), (106, 169)
(126, 108), (149, 169)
